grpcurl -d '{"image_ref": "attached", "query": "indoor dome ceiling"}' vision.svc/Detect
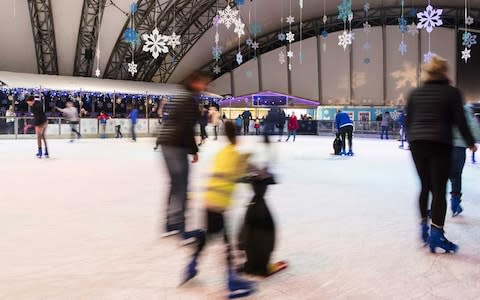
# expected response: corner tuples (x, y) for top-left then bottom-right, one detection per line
(0, 0), (479, 83)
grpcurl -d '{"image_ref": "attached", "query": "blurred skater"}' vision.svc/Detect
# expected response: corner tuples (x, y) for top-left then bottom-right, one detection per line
(277, 109), (286, 142)
(285, 112), (299, 142)
(114, 118), (123, 138)
(235, 115), (243, 135)
(26, 96), (49, 158)
(380, 111), (392, 140)
(209, 106), (221, 140)
(157, 71), (206, 237)
(335, 110), (354, 156)
(254, 118), (260, 135)
(128, 106), (138, 141)
(153, 97), (167, 151)
(181, 121), (255, 298)
(198, 106), (209, 146)
(97, 111), (109, 139)
(448, 104), (480, 217)
(397, 110), (407, 149)
(6, 106), (15, 134)
(242, 110), (252, 135)
(406, 56), (477, 253)
(56, 100), (81, 142)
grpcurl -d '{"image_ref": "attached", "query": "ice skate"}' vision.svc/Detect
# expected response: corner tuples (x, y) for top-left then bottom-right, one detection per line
(180, 258), (198, 286)
(429, 226), (458, 253)
(420, 221), (429, 245)
(36, 148), (42, 159)
(44, 150), (49, 158)
(347, 149), (354, 156)
(451, 197), (463, 217)
(228, 271), (255, 299)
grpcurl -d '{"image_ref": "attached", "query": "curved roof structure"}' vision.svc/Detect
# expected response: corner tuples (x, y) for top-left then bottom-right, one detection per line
(1, 0), (479, 84)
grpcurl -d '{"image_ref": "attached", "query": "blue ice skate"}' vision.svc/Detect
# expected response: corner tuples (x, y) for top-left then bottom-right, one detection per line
(36, 148), (42, 159)
(44, 150), (49, 158)
(180, 258), (198, 286)
(429, 227), (458, 253)
(228, 271), (255, 299)
(340, 151), (347, 156)
(347, 149), (354, 156)
(420, 222), (429, 245)
(450, 197), (463, 217)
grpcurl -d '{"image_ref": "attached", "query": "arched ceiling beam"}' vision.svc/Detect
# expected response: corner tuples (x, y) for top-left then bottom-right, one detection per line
(73, 0), (107, 77)
(27, 0), (59, 75)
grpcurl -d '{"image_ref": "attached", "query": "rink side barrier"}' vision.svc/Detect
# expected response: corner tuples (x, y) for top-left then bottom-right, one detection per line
(0, 117), (402, 139)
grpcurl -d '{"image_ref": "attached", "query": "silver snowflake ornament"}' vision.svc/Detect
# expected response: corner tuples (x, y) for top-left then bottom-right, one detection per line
(168, 32), (181, 49)
(466, 16), (474, 26)
(462, 32), (477, 48)
(279, 51), (286, 64)
(399, 40), (407, 56)
(278, 32), (286, 41)
(251, 41), (259, 50)
(142, 28), (169, 59)
(286, 31), (295, 43)
(95, 68), (101, 77)
(323, 15), (328, 24)
(348, 12), (354, 22)
(417, 5), (443, 33)
(462, 47), (471, 63)
(423, 51), (435, 63)
(128, 61), (138, 76)
(338, 30), (352, 50)
(364, 2), (370, 13)
(219, 5), (239, 29)
(212, 46), (223, 61)
(236, 52), (243, 65)
(363, 22), (371, 34)
(213, 65), (221, 74)
(246, 38), (253, 46)
(234, 18), (245, 37)
(398, 17), (408, 33)
(286, 15), (295, 24)
(407, 22), (419, 36)
(287, 50), (294, 58)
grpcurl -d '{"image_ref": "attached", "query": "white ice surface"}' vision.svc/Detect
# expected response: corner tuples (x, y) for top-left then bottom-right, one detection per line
(1, 136), (480, 300)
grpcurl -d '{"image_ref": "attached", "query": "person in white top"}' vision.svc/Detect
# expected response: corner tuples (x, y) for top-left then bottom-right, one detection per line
(5, 105), (16, 134)
(56, 100), (81, 141)
(208, 106), (221, 140)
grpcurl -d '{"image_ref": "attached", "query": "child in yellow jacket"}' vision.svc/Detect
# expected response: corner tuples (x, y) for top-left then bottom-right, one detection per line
(181, 121), (255, 299)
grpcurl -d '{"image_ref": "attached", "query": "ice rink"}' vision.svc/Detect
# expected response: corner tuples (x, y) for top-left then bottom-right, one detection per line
(1, 136), (480, 300)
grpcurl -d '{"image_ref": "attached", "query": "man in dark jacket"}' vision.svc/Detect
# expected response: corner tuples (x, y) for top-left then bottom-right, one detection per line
(158, 72), (208, 237)
(406, 56), (477, 253)
(241, 110), (252, 135)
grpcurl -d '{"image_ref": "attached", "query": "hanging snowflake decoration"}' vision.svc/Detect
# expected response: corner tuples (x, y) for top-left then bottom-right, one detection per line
(212, 15), (222, 26)
(398, 17), (408, 33)
(462, 32), (477, 48)
(348, 12), (354, 22)
(279, 51), (286, 64)
(124, 28), (140, 45)
(249, 23), (262, 35)
(337, 0), (352, 22)
(167, 32), (181, 49)
(417, 5), (443, 33)
(363, 22), (372, 34)
(399, 40), (408, 56)
(363, 58), (371, 64)
(286, 31), (295, 43)
(246, 38), (253, 46)
(323, 15), (328, 24)
(95, 68), (101, 77)
(142, 28), (169, 59)
(338, 30), (352, 50)
(466, 16), (474, 26)
(286, 15), (295, 24)
(364, 2), (370, 13)
(213, 65), (221, 75)
(287, 50), (294, 58)
(130, 2), (138, 14)
(235, 0), (245, 5)
(423, 51), (435, 63)
(251, 41), (260, 50)
(461, 47), (471, 63)
(234, 18), (245, 37)
(215, 32), (220, 44)
(219, 5), (239, 29)
(278, 32), (286, 41)
(409, 8), (417, 18)
(321, 30), (328, 39)
(212, 46), (223, 61)
(407, 22), (419, 36)
(128, 61), (138, 76)
(363, 41), (371, 51)
(236, 52), (243, 65)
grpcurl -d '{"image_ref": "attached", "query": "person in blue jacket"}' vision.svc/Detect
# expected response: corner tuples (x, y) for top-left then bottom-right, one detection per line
(335, 110), (354, 156)
(128, 106), (138, 141)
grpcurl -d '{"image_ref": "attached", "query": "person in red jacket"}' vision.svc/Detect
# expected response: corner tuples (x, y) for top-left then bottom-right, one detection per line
(285, 112), (299, 142)
(97, 111), (110, 138)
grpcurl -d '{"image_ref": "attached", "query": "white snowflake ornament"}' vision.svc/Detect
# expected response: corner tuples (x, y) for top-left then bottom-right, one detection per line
(128, 61), (138, 76)
(236, 52), (243, 65)
(287, 50), (294, 58)
(423, 51), (435, 63)
(167, 32), (181, 49)
(286, 31), (295, 43)
(279, 51), (286, 64)
(399, 40), (407, 56)
(95, 68), (101, 77)
(338, 30), (352, 50)
(323, 15), (328, 24)
(233, 18), (245, 37)
(466, 16), (474, 26)
(407, 22), (419, 36)
(363, 22), (371, 34)
(417, 5), (443, 33)
(363, 41), (371, 51)
(142, 28), (169, 59)
(251, 41), (259, 50)
(286, 15), (295, 24)
(462, 47), (471, 63)
(213, 65), (221, 74)
(219, 5), (239, 29)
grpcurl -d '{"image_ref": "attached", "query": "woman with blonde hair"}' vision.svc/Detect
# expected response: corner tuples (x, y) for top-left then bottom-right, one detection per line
(406, 56), (477, 253)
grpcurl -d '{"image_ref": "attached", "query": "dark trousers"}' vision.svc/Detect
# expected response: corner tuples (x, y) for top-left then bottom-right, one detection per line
(161, 145), (190, 232)
(192, 210), (233, 268)
(131, 123), (136, 141)
(243, 120), (250, 135)
(200, 124), (208, 140)
(70, 121), (81, 139)
(115, 125), (123, 138)
(339, 125), (353, 152)
(450, 146), (466, 197)
(213, 126), (218, 140)
(286, 130), (296, 141)
(7, 122), (14, 134)
(410, 141), (452, 227)
(381, 126), (389, 139)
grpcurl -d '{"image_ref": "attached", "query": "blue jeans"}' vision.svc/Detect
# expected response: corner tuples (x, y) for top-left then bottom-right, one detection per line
(381, 126), (389, 139)
(161, 145), (190, 232)
(286, 130), (296, 141)
(450, 147), (466, 197)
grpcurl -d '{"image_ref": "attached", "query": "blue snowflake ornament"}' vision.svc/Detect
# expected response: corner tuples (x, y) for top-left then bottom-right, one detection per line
(246, 38), (253, 46)
(337, 0), (352, 22)
(278, 32), (286, 41)
(321, 30), (328, 39)
(212, 46), (223, 61)
(235, 0), (245, 5)
(409, 8), (417, 17)
(398, 17), (408, 33)
(130, 2), (138, 14)
(463, 32), (477, 48)
(249, 23), (262, 35)
(124, 28), (139, 44)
